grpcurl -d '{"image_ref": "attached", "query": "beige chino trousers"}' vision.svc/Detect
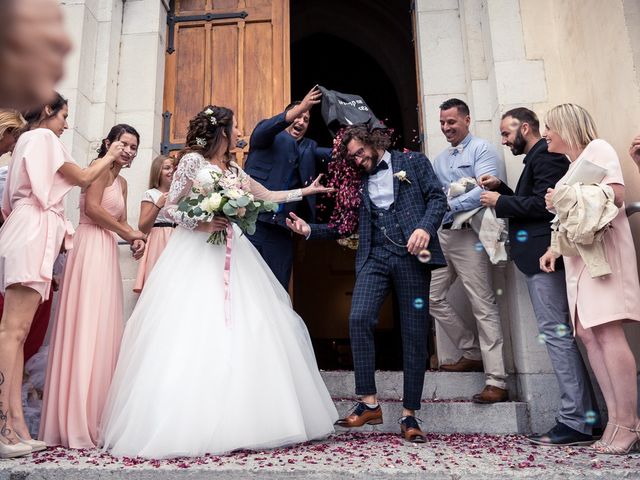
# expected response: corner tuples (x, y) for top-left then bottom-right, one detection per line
(429, 228), (507, 389)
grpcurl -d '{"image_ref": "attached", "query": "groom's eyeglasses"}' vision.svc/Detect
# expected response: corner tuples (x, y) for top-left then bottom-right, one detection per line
(347, 148), (366, 161)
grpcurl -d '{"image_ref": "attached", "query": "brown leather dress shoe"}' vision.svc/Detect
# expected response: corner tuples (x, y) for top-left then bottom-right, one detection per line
(335, 402), (383, 428)
(472, 385), (508, 404)
(400, 416), (426, 443)
(439, 357), (484, 372)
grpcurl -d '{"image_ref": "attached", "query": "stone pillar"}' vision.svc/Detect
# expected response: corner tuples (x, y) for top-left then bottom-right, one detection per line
(115, 0), (168, 315)
(415, 0), (559, 432)
(414, 0), (515, 377)
(59, 0), (124, 225)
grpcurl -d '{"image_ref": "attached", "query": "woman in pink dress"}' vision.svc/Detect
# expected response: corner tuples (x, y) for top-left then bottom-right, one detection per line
(0, 94), (124, 458)
(540, 104), (640, 455)
(40, 124), (146, 449)
(133, 155), (176, 293)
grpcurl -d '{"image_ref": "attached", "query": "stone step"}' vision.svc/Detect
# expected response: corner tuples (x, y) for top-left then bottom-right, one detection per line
(334, 399), (530, 434)
(321, 371), (516, 401)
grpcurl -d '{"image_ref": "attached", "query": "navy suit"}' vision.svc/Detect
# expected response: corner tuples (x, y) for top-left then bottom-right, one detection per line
(310, 150), (447, 410)
(244, 111), (332, 289)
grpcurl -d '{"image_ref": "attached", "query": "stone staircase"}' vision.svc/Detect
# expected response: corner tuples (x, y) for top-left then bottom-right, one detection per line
(322, 370), (530, 434)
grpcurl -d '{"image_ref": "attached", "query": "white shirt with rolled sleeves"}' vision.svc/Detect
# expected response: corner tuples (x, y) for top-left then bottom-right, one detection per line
(433, 133), (500, 225)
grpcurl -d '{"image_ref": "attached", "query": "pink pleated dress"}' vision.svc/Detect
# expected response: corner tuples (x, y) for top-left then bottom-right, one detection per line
(0, 128), (75, 301)
(40, 177), (126, 448)
(133, 188), (174, 293)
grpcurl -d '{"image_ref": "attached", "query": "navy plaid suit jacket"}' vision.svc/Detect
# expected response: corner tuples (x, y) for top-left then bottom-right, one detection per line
(310, 149), (447, 273)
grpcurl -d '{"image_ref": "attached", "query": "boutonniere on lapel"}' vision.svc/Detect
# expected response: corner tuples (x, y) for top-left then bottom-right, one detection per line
(393, 170), (411, 184)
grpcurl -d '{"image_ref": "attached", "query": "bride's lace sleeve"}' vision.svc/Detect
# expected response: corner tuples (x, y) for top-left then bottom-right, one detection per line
(234, 163), (303, 203)
(166, 152), (204, 230)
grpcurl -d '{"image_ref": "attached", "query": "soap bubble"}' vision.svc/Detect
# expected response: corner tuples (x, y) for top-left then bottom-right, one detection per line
(585, 410), (598, 425)
(474, 242), (484, 252)
(516, 230), (529, 242)
(413, 298), (425, 310)
(536, 333), (548, 345)
(554, 324), (570, 338)
(496, 288), (503, 296)
(418, 249), (432, 263)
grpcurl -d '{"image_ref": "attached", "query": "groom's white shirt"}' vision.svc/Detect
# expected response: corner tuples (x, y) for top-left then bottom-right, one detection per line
(368, 150), (393, 209)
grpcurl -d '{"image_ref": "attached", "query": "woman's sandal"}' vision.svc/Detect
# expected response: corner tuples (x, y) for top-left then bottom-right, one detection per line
(596, 421), (640, 455)
(591, 422), (612, 451)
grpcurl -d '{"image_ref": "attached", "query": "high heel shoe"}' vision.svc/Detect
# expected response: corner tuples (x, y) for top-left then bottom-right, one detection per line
(17, 435), (46, 453)
(597, 422), (640, 455)
(592, 422), (612, 451)
(0, 439), (32, 459)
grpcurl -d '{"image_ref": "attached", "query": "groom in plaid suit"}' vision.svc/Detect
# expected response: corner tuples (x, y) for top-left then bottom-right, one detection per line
(287, 126), (447, 443)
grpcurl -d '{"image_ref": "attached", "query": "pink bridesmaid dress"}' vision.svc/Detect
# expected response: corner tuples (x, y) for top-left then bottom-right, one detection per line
(40, 177), (126, 448)
(0, 128), (75, 301)
(133, 188), (174, 293)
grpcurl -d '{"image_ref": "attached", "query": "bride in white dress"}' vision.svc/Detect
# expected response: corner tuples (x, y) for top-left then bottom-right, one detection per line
(100, 105), (338, 459)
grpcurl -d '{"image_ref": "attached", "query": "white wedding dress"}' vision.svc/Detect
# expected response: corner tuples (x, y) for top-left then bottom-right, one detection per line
(100, 153), (338, 459)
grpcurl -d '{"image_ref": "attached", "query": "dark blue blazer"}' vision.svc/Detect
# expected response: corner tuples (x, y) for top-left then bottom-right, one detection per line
(309, 150), (447, 274)
(494, 139), (570, 275)
(244, 111), (332, 225)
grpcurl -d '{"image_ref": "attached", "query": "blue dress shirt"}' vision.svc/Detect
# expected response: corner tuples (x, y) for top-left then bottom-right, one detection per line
(433, 133), (500, 224)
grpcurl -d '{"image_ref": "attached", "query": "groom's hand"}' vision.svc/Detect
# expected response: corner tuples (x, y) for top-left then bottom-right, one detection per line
(286, 212), (311, 237)
(407, 228), (430, 256)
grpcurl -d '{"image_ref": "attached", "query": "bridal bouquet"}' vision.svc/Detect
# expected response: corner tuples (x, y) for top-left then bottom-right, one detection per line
(177, 169), (277, 245)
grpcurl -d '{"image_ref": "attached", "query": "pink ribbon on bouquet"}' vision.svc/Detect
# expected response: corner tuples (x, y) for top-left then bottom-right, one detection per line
(223, 223), (234, 327)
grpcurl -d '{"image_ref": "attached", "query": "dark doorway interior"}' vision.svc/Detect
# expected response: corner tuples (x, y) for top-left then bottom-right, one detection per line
(290, 0), (423, 370)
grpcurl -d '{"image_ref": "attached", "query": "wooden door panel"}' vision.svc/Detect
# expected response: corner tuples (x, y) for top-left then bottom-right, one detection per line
(243, 22), (272, 134)
(210, 23), (239, 114)
(179, 0), (207, 11)
(173, 24), (207, 140)
(163, 0), (289, 159)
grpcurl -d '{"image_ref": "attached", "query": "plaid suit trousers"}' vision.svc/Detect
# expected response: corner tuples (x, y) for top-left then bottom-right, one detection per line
(349, 247), (431, 410)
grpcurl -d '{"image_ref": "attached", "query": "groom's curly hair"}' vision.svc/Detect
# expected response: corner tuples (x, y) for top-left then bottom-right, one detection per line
(180, 105), (234, 161)
(339, 125), (392, 160)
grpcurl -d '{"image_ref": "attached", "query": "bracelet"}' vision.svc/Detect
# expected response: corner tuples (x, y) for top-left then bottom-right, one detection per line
(153, 203), (162, 210)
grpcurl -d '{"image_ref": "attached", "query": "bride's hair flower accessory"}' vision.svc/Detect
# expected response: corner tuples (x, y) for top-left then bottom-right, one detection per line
(195, 137), (207, 147)
(203, 108), (218, 126)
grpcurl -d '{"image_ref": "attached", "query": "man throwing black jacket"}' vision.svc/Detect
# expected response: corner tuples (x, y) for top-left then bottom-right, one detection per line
(244, 86), (332, 290)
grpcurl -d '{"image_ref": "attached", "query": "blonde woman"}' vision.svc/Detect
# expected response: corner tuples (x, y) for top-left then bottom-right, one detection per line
(0, 110), (25, 157)
(540, 103), (640, 455)
(0, 110), (27, 223)
(133, 155), (176, 292)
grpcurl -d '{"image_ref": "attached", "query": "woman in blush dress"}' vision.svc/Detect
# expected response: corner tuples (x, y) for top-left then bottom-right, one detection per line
(133, 155), (176, 293)
(40, 124), (146, 449)
(100, 106), (338, 459)
(0, 93), (123, 458)
(540, 104), (640, 455)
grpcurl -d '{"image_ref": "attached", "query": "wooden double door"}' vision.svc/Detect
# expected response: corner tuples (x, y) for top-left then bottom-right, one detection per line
(163, 0), (290, 160)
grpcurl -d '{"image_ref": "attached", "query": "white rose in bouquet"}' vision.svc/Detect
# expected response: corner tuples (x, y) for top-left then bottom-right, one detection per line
(225, 188), (244, 200)
(201, 192), (223, 213)
(208, 192), (223, 211)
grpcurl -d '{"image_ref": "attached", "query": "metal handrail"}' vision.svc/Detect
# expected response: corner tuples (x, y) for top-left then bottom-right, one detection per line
(626, 201), (640, 217)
